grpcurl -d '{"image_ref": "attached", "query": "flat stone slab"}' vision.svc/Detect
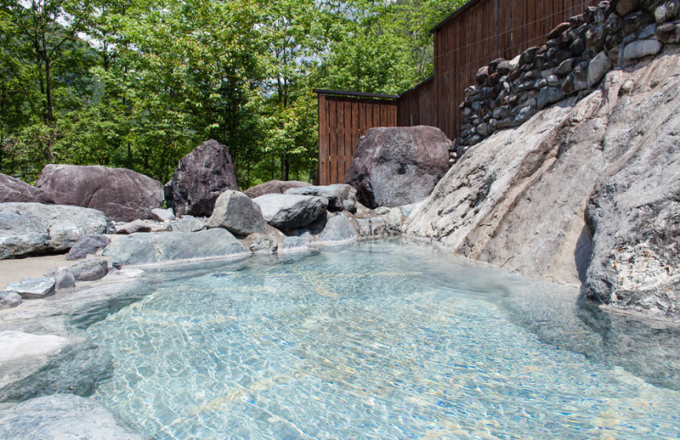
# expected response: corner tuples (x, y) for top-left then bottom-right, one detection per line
(0, 203), (110, 260)
(253, 194), (328, 231)
(285, 184), (357, 212)
(4, 277), (56, 299)
(103, 228), (247, 265)
(0, 394), (143, 440)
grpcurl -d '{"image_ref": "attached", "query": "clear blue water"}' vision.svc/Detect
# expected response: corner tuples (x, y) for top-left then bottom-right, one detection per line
(89, 240), (680, 439)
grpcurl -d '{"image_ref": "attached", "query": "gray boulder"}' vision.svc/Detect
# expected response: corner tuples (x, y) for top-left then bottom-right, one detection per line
(66, 235), (111, 260)
(585, 108), (680, 317)
(0, 203), (109, 260)
(343, 126), (451, 209)
(35, 164), (163, 222)
(253, 194), (328, 231)
(385, 208), (404, 235)
(115, 220), (152, 235)
(318, 214), (358, 244)
(0, 394), (143, 440)
(244, 180), (311, 199)
(167, 216), (206, 233)
(0, 174), (53, 204)
(151, 208), (175, 222)
(588, 51), (612, 87)
(44, 267), (76, 289)
(284, 184), (358, 213)
(207, 190), (267, 236)
(69, 259), (108, 282)
(356, 217), (386, 237)
(0, 292), (21, 309)
(171, 139), (238, 217)
(103, 228), (247, 265)
(623, 39), (663, 62)
(4, 277), (56, 299)
(282, 236), (309, 252)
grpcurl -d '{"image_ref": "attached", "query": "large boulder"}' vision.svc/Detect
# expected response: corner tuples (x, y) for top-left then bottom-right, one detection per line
(207, 190), (267, 236)
(0, 394), (143, 439)
(35, 165), (163, 222)
(170, 139), (238, 217)
(584, 108), (680, 317)
(167, 216), (205, 233)
(253, 194), (328, 231)
(0, 203), (110, 260)
(0, 174), (53, 204)
(69, 259), (108, 282)
(284, 184), (357, 212)
(243, 180), (310, 199)
(103, 228), (247, 265)
(343, 126), (452, 209)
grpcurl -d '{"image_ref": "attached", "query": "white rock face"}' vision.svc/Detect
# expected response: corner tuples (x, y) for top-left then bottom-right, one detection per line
(405, 47), (680, 317)
(0, 331), (69, 364)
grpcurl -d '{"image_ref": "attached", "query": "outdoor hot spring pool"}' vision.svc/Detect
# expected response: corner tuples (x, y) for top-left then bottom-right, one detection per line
(88, 240), (680, 439)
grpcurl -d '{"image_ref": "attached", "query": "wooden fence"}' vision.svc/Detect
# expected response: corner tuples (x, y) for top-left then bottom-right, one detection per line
(316, 0), (599, 184)
(315, 91), (398, 186)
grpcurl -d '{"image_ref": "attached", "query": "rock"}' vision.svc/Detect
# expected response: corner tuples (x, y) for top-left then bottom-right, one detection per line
(103, 228), (247, 265)
(151, 208), (175, 222)
(170, 139), (239, 217)
(353, 202), (375, 219)
(570, 37), (586, 56)
(623, 39), (664, 60)
(562, 73), (588, 95)
(0, 394), (143, 440)
(657, 20), (680, 42)
(638, 23), (658, 38)
(548, 23), (570, 40)
(584, 106), (680, 317)
(253, 194), (328, 231)
(66, 234), (111, 260)
(475, 66), (489, 83)
(164, 181), (175, 210)
(617, 0), (640, 16)
(282, 236), (308, 252)
(538, 86), (564, 109)
(0, 291), (21, 309)
(497, 60), (512, 75)
(0, 174), (53, 204)
(477, 123), (491, 137)
(243, 180), (310, 199)
(605, 12), (623, 34)
(374, 207), (391, 215)
(243, 233), (278, 254)
(69, 259), (108, 282)
(0, 203), (109, 260)
(35, 165), (163, 222)
(655, 0), (680, 23)
(385, 208), (403, 235)
(356, 217), (386, 237)
(4, 277), (56, 299)
(514, 106), (536, 124)
(115, 220), (152, 235)
(588, 51), (612, 86)
(167, 216), (206, 233)
(623, 12), (655, 34)
(284, 184), (358, 213)
(405, 47), (680, 312)
(343, 127), (451, 209)
(401, 202), (424, 218)
(207, 190), (267, 236)
(318, 214), (358, 244)
(44, 267), (76, 289)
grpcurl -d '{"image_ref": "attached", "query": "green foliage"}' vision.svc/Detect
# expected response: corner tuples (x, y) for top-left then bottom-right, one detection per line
(0, 0), (465, 187)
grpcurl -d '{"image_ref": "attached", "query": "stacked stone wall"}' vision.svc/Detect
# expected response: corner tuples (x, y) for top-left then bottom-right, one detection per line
(453, 0), (680, 161)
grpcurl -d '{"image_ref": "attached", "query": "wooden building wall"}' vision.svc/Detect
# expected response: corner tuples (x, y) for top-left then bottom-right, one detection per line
(317, 94), (397, 185)
(397, 77), (436, 128)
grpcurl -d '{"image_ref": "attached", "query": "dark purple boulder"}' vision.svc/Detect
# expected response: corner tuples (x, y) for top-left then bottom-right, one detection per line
(0, 174), (53, 204)
(35, 165), (163, 222)
(243, 180), (311, 199)
(343, 126), (452, 209)
(171, 140), (238, 217)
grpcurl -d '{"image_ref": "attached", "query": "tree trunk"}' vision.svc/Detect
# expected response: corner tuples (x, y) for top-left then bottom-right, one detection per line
(42, 32), (53, 124)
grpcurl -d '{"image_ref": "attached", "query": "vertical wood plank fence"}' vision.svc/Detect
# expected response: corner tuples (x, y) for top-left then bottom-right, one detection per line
(316, 0), (599, 184)
(316, 91), (398, 186)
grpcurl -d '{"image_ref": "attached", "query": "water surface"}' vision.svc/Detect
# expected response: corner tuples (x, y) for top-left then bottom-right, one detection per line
(89, 240), (680, 439)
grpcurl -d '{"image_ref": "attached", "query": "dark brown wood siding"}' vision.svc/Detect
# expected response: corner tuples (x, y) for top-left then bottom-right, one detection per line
(317, 94), (397, 185)
(397, 77), (436, 128)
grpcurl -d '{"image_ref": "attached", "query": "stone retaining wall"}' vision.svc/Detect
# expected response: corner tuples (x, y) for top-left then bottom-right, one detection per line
(453, 0), (680, 160)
